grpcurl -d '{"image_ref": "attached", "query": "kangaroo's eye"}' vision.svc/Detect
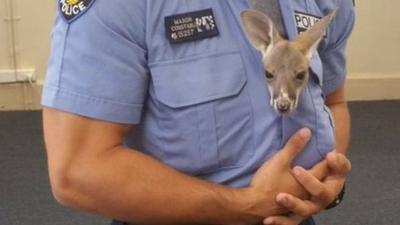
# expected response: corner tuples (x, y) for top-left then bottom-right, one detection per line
(296, 72), (306, 81)
(265, 71), (274, 80)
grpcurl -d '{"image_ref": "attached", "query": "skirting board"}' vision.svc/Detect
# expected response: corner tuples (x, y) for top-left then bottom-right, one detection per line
(345, 74), (400, 101)
(0, 74), (399, 111)
(0, 82), (43, 111)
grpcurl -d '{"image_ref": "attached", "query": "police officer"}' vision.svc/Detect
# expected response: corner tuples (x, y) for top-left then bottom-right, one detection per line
(42, 0), (354, 225)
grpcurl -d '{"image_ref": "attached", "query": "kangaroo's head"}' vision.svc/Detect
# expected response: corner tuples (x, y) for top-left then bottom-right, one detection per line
(240, 9), (336, 114)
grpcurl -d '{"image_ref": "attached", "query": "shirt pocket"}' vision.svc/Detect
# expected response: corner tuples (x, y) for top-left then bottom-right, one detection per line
(282, 74), (335, 169)
(148, 51), (255, 174)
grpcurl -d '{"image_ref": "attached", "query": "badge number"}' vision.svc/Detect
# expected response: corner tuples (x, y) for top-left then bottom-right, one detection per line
(59, 0), (95, 23)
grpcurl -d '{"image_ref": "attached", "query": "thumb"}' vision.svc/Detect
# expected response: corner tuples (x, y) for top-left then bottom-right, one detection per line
(277, 128), (312, 165)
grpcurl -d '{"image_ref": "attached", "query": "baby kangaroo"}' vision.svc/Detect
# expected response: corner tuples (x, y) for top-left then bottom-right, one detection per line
(240, 9), (336, 114)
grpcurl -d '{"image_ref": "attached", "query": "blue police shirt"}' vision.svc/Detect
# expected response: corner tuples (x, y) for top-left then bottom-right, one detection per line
(42, 0), (354, 191)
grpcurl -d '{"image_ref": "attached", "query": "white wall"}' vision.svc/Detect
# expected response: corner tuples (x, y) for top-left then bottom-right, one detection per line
(0, 0), (54, 110)
(0, 0), (11, 69)
(347, 1), (400, 75)
(345, 1), (400, 100)
(16, 0), (55, 82)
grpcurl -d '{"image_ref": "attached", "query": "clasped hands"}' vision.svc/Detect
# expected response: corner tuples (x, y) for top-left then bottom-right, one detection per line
(246, 128), (351, 225)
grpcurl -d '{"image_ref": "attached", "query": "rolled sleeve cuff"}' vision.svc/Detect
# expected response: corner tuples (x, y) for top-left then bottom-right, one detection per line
(41, 85), (143, 124)
(322, 73), (346, 96)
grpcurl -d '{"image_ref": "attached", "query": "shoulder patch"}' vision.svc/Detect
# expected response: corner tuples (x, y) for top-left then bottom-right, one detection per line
(294, 11), (322, 34)
(59, 0), (95, 23)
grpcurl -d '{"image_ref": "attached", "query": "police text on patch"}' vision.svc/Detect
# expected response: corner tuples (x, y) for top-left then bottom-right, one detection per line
(59, 0), (94, 23)
(294, 11), (322, 34)
(60, 0), (86, 16)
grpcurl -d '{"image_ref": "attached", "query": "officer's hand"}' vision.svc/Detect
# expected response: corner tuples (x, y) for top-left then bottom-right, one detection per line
(263, 152), (351, 225)
(244, 128), (328, 219)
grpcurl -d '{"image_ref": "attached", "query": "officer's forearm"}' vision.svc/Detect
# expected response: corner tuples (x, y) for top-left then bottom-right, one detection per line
(328, 101), (350, 154)
(53, 145), (269, 225)
(325, 85), (351, 155)
(43, 108), (277, 224)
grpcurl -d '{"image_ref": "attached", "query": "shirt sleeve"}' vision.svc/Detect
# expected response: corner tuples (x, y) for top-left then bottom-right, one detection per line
(42, 0), (148, 124)
(319, 0), (355, 95)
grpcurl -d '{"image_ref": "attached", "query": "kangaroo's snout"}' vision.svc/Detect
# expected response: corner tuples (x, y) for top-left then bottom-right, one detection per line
(266, 56), (306, 115)
(271, 88), (297, 114)
(276, 99), (291, 113)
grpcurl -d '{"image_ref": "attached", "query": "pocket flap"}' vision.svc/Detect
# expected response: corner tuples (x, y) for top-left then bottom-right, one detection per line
(150, 51), (247, 108)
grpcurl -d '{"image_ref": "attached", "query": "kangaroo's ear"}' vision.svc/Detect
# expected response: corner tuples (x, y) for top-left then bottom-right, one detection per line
(240, 10), (282, 55)
(295, 9), (337, 60)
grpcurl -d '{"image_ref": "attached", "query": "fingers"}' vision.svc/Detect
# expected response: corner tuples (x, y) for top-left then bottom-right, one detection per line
(308, 159), (329, 180)
(264, 216), (302, 225)
(326, 152), (352, 178)
(292, 167), (334, 204)
(264, 193), (322, 225)
(278, 128), (312, 165)
(275, 193), (320, 217)
(308, 152), (352, 182)
(266, 153), (352, 225)
(264, 211), (304, 225)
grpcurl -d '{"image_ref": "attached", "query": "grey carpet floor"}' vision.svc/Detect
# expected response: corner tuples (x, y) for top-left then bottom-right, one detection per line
(1, 101), (399, 225)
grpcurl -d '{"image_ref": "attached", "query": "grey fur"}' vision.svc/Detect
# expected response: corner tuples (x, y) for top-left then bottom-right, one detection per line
(240, 9), (336, 114)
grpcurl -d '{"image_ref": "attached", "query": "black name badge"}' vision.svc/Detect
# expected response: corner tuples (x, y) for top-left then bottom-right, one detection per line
(294, 11), (322, 34)
(165, 8), (220, 44)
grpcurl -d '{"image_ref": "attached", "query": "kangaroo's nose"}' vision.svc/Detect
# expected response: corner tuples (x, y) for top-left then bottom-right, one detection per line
(277, 100), (290, 113)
